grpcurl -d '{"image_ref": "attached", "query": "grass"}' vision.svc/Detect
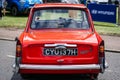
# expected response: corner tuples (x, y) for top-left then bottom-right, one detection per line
(94, 21), (117, 27)
(0, 13), (120, 36)
(95, 25), (120, 36)
(0, 13), (28, 29)
(94, 21), (120, 36)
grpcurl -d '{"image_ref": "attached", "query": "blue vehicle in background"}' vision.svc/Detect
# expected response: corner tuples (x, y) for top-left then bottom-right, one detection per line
(6, 0), (43, 16)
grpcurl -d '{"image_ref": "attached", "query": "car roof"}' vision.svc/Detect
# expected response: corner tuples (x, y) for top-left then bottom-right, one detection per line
(33, 3), (87, 9)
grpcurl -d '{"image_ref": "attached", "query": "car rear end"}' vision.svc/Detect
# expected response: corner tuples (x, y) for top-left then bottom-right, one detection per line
(14, 3), (107, 79)
(16, 34), (105, 73)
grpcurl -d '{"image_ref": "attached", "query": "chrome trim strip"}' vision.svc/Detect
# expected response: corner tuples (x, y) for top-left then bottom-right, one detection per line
(44, 44), (77, 47)
(20, 64), (100, 70)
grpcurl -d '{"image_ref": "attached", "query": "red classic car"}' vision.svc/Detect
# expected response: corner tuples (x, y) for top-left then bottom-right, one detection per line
(14, 3), (108, 80)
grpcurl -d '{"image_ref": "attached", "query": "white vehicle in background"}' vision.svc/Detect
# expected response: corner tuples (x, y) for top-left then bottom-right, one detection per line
(61, 0), (81, 4)
(90, 0), (120, 4)
(89, 0), (108, 4)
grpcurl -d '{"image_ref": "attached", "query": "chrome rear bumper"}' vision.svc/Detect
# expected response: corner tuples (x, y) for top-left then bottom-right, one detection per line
(19, 64), (101, 70)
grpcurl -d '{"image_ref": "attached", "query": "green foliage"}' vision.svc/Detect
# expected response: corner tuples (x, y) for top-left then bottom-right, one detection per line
(0, 15), (27, 28)
(94, 22), (120, 36)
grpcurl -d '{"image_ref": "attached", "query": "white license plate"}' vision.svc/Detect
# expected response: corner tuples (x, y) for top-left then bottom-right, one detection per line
(44, 48), (77, 56)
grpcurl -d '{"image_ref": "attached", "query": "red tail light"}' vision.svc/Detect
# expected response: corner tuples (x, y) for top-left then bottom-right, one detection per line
(16, 40), (22, 57)
(99, 40), (105, 57)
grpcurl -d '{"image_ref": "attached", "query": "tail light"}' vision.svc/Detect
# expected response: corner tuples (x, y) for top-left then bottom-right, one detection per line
(99, 40), (105, 57)
(16, 39), (22, 57)
(99, 40), (106, 73)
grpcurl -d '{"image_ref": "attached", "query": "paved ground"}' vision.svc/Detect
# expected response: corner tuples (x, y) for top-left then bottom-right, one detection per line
(0, 28), (23, 40)
(0, 28), (120, 52)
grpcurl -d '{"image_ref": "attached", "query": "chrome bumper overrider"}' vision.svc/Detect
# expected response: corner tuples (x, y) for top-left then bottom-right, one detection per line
(19, 64), (101, 70)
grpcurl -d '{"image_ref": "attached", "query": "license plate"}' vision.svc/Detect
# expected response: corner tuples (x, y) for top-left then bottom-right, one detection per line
(44, 48), (77, 56)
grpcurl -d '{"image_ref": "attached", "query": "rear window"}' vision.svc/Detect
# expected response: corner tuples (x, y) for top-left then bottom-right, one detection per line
(31, 8), (90, 29)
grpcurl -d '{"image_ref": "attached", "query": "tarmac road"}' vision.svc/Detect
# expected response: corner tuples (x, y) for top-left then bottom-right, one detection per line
(0, 40), (120, 80)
